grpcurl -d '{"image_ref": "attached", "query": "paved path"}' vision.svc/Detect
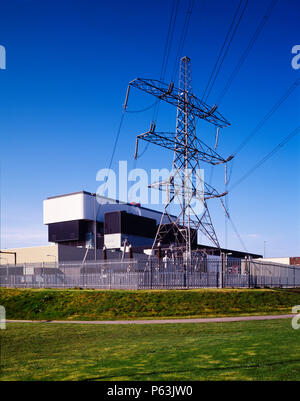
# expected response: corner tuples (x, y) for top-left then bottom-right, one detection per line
(6, 314), (294, 325)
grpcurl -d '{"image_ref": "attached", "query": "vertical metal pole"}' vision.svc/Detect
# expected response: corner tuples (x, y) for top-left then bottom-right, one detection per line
(247, 257), (251, 288)
(220, 253), (224, 288)
(94, 194), (97, 261)
(157, 243), (162, 271)
(207, 262), (209, 287)
(84, 265), (86, 288)
(109, 264), (112, 290)
(187, 262), (189, 289)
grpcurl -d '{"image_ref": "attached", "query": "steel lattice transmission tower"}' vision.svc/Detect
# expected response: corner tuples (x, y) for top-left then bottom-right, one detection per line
(125, 56), (233, 256)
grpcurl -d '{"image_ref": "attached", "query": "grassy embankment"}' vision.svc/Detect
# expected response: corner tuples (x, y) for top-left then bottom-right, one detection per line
(0, 287), (299, 321)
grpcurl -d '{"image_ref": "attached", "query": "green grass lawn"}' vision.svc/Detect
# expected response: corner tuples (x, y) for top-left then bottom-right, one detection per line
(1, 288), (300, 321)
(1, 319), (300, 380)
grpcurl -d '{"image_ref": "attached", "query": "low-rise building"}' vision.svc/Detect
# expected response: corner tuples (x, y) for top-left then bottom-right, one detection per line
(257, 257), (300, 265)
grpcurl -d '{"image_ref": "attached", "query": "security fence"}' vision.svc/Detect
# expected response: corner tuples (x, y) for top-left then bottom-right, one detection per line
(0, 257), (299, 289)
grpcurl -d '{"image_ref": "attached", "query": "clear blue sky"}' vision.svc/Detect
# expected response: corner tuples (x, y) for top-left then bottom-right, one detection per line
(0, 0), (299, 256)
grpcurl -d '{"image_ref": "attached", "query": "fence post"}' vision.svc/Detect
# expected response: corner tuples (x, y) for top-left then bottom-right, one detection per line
(109, 265), (112, 290)
(85, 265), (87, 289)
(24, 263), (27, 288)
(206, 268), (209, 288)
(219, 253), (225, 288)
(247, 258), (251, 288)
(6, 263), (9, 287)
(42, 262), (44, 288)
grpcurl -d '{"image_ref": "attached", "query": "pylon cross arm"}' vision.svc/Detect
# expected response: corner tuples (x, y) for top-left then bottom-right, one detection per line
(129, 78), (230, 128)
(149, 180), (227, 201)
(137, 130), (228, 165)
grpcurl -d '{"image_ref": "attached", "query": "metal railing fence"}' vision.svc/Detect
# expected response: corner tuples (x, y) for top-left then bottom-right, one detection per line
(0, 258), (299, 289)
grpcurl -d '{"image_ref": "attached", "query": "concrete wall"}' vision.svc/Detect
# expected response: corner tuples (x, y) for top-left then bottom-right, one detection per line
(0, 244), (103, 264)
(257, 257), (290, 265)
(0, 245), (59, 265)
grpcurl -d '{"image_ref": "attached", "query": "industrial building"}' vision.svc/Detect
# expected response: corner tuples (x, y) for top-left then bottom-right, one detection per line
(43, 191), (263, 257)
(0, 191), (261, 265)
(0, 190), (262, 266)
(2, 190), (300, 291)
(257, 257), (300, 266)
(44, 191), (177, 250)
(0, 244), (103, 265)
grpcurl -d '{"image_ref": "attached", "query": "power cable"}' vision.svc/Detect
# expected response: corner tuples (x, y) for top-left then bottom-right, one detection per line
(171, 0), (195, 83)
(224, 80), (298, 253)
(95, 110), (126, 221)
(152, 0), (182, 124)
(135, 142), (150, 160)
(125, 0), (181, 163)
(227, 76), (299, 187)
(233, 77), (300, 156)
(229, 125), (300, 192)
(106, 111), (126, 175)
(227, 161), (234, 185)
(125, 1), (179, 120)
(160, 0), (180, 82)
(217, 0), (278, 104)
(202, 0), (248, 103)
(125, 100), (159, 113)
(136, 0), (181, 159)
(224, 191), (228, 249)
(203, 0), (248, 201)
(228, 214), (249, 253)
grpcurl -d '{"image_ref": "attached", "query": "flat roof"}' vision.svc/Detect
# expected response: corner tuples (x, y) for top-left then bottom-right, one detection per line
(135, 243), (262, 258)
(46, 191), (177, 218)
(195, 244), (262, 259)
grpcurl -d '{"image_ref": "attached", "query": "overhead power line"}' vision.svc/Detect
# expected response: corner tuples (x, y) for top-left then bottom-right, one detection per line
(226, 76), (299, 187)
(126, 1), (180, 115)
(153, 0), (182, 124)
(229, 125), (300, 192)
(228, 214), (249, 253)
(171, 0), (195, 82)
(106, 111), (126, 174)
(99, 0), (181, 214)
(126, 100), (159, 113)
(160, 0), (180, 82)
(126, 0), (181, 159)
(217, 0), (278, 104)
(201, 0), (248, 190)
(234, 77), (300, 156)
(202, 0), (248, 103)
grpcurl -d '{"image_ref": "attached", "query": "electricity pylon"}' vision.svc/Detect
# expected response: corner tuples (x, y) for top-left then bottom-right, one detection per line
(125, 56), (233, 257)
